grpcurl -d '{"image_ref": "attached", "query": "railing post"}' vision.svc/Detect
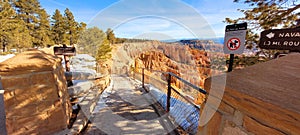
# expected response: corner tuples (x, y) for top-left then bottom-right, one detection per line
(166, 74), (171, 113)
(0, 77), (7, 135)
(142, 68), (145, 89)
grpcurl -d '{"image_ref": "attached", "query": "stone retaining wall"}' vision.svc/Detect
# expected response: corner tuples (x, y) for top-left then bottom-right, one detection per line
(0, 50), (72, 135)
(199, 54), (300, 135)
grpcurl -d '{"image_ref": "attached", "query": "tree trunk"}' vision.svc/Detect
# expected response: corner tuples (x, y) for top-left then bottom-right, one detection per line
(2, 42), (6, 52)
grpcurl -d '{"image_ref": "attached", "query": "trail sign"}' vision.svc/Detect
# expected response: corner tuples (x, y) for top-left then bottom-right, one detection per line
(53, 46), (76, 75)
(223, 23), (247, 54)
(54, 46), (76, 56)
(224, 23), (247, 72)
(259, 28), (300, 52)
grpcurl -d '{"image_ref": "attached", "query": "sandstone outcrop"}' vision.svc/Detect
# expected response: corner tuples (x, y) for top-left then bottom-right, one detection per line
(200, 53), (300, 134)
(112, 41), (225, 105)
(0, 50), (72, 134)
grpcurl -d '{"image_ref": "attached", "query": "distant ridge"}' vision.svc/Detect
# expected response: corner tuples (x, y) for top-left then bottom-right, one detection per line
(161, 37), (224, 44)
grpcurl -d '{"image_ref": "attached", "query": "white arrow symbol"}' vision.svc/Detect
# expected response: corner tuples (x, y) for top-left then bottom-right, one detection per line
(266, 32), (275, 39)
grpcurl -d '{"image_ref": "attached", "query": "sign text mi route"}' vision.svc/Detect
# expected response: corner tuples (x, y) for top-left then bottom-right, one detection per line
(259, 28), (300, 51)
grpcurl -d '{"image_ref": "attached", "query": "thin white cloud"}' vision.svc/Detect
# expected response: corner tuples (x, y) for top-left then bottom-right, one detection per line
(88, 0), (217, 40)
(114, 18), (196, 40)
(40, 0), (250, 38)
(72, 9), (99, 23)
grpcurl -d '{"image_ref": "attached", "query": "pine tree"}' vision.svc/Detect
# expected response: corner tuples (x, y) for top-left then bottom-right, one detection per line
(106, 28), (116, 45)
(96, 37), (112, 62)
(0, 1), (19, 52)
(51, 9), (66, 45)
(77, 22), (87, 38)
(77, 27), (108, 57)
(64, 8), (78, 45)
(11, 22), (32, 52)
(35, 9), (52, 47)
(1, 1), (85, 51)
(79, 22), (87, 31)
(226, 0), (299, 43)
(13, 0), (43, 46)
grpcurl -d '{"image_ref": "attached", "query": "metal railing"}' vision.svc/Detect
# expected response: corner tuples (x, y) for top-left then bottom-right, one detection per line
(133, 68), (208, 134)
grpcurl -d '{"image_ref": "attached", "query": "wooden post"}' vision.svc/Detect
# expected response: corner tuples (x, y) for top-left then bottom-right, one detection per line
(64, 55), (73, 86)
(0, 77), (7, 135)
(166, 74), (171, 113)
(64, 55), (70, 72)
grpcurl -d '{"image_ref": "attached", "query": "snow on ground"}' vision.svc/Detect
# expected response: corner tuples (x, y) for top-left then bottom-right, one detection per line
(67, 54), (97, 75)
(73, 54), (96, 61)
(61, 54), (98, 87)
(149, 85), (199, 134)
(92, 79), (114, 113)
(0, 54), (15, 63)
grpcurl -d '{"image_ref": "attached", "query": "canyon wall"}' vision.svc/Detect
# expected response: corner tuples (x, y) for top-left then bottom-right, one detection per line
(112, 41), (225, 105)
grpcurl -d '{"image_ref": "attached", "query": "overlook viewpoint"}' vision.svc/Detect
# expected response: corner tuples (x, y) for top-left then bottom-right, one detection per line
(1, 0), (300, 135)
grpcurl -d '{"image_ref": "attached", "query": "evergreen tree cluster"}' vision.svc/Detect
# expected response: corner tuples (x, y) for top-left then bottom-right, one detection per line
(227, 0), (299, 30)
(77, 27), (143, 62)
(77, 27), (112, 62)
(0, 0), (86, 52)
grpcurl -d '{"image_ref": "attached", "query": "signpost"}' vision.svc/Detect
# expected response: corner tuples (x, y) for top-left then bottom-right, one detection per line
(224, 23), (247, 72)
(259, 28), (300, 52)
(53, 46), (76, 72)
(54, 45), (76, 86)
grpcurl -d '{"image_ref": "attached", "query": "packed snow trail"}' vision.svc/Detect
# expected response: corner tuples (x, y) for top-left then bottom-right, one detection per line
(84, 75), (177, 135)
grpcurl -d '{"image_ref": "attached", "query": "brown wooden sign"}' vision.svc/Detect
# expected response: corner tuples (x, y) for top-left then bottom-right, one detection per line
(54, 46), (76, 56)
(259, 28), (300, 51)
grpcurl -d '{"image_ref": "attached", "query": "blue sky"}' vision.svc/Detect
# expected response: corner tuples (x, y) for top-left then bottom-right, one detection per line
(40, 0), (248, 40)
